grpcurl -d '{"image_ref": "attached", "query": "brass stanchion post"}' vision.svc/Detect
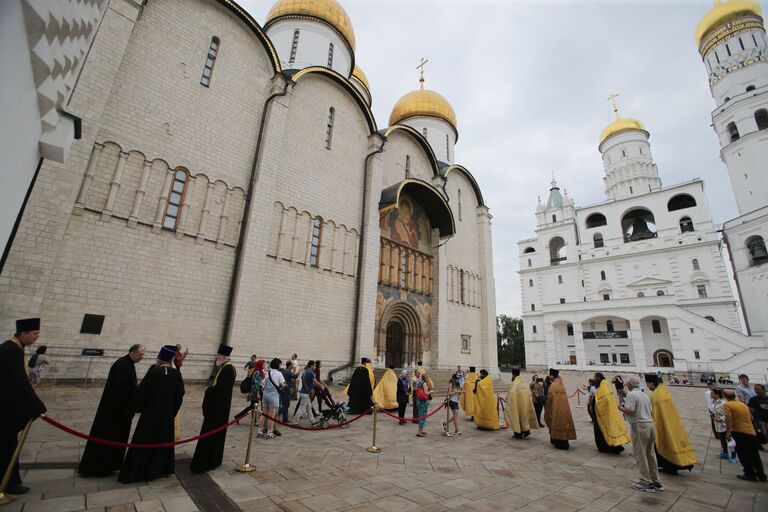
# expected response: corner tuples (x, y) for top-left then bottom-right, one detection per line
(235, 405), (259, 472)
(0, 418), (35, 506)
(442, 400), (453, 437)
(576, 389), (582, 408)
(366, 407), (381, 453)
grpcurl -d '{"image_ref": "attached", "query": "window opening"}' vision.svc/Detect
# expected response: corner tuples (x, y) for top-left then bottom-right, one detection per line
(327, 43), (334, 67)
(200, 37), (220, 87)
(652, 319), (661, 333)
(310, 217), (322, 267)
(697, 284), (707, 298)
(325, 108), (335, 149)
(289, 30), (300, 63)
(594, 233), (604, 248)
(163, 169), (188, 229)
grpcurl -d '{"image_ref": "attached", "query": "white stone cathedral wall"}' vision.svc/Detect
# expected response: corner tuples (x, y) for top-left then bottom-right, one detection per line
(380, 131), (434, 186)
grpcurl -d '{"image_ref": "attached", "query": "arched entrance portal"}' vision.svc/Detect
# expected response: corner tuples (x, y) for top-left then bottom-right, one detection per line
(386, 322), (405, 367)
(654, 349), (674, 368)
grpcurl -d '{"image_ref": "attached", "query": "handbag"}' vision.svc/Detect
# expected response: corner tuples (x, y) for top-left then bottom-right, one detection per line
(239, 376), (252, 394)
(415, 384), (429, 402)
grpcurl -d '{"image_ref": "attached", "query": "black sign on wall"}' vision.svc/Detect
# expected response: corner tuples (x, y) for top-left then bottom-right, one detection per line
(583, 330), (629, 339)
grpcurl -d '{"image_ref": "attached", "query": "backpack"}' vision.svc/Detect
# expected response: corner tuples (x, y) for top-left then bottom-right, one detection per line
(239, 375), (252, 394)
(29, 353), (39, 369)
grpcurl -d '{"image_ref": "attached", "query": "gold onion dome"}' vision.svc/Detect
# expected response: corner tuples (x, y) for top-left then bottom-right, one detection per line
(599, 117), (646, 146)
(695, 0), (763, 46)
(265, 0), (356, 51)
(389, 89), (457, 132)
(351, 65), (370, 93)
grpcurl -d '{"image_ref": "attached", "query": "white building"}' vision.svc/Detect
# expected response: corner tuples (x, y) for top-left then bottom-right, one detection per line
(0, 0), (498, 380)
(696, 1), (768, 343)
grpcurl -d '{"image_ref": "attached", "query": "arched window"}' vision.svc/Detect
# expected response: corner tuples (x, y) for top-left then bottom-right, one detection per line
(586, 213), (607, 228)
(325, 108), (334, 149)
(527, 258), (532, 267)
(679, 216), (694, 233)
(310, 217), (323, 267)
(622, 208), (657, 242)
(557, 275), (563, 284)
(529, 279), (533, 287)
(327, 42), (334, 67)
(746, 235), (768, 266)
(459, 270), (465, 304)
(746, 85), (756, 92)
(727, 122), (740, 142)
(445, 134), (450, 160)
(692, 258), (700, 270)
(289, 30), (300, 63)
(552, 214), (557, 223)
(600, 270), (606, 281)
(458, 189), (462, 222)
(667, 194), (697, 211)
(607, 320), (614, 332)
(593, 233), (604, 248)
(656, 290), (665, 296)
(705, 315), (715, 322)
(652, 320), (661, 333)
(550, 236), (566, 265)
(200, 37), (220, 87)
(163, 168), (188, 229)
(567, 324), (574, 336)
(755, 109), (768, 130)
(531, 304), (536, 311)
(405, 155), (411, 178)
(532, 325), (537, 334)
(637, 292), (645, 297)
(524, 247), (536, 253)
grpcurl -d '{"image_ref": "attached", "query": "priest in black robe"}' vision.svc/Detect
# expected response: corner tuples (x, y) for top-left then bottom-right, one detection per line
(118, 345), (184, 483)
(78, 344), (145, 477)
(0, 318), (47, 495)
(191, 344), (235, 473)
(346, 358), (374, 414)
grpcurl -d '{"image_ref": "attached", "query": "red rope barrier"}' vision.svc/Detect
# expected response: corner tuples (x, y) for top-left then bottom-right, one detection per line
(378, 402), (447, 422)
(567, 389), (580, 398)
(257, 408), (372, 431)
(41, 413), (246, 449)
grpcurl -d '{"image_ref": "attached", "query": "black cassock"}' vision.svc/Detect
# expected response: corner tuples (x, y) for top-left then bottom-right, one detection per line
(118, 364), (184, 483)
(190, 363), (236, 473)
(0, 339), (47, 489)
(346, 366), (373, 414)
(78, 354), (138, 476)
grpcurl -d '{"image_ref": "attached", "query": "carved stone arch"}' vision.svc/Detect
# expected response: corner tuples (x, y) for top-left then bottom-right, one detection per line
(377, 300), (426, 367)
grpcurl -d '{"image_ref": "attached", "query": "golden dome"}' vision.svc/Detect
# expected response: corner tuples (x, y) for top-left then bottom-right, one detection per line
(389, 88), (457, 132)
(265, 0), (356, 51)
(695, 0), (762, 46)
(599, 117), (646, 146)
(351, 65), (370, 93)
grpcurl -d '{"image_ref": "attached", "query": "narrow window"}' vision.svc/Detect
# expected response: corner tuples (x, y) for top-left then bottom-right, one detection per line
(458, 189), (462, 221)
(529, 279), (533, 287)
(289, 30), (300, 64)
(629, 186), (633, 194)
(552, 215), (557, 222)
(531, 303), (535, 311)
(460, 270), (465, 304)
(527, 258), (532, 267)
(200, 37), (220, 87)
(692, 258), (700, 270)
(639, 147), (643, 154)
(163, 168), (188, 229)
(680, 216), (694, 233)
(652, 320), (661, 333)
(715, 51), (720, 64)
(755, 109), (768, 130)
(694, 350), (700, 360)
(739, 38), (745, 51)
(532, 326), (537, 334)
(310, 217), (322, 267)
(607, 320), (614, 332)
(753, 34), (758, 46)
(697, 284), (707, 298)
(726, 43), (731, 56)
(600, 270), (606, 280)
(422, 127), (428, 138)
(445, 134), (450, 159)
(325, 108), (335, 149)
(621, 149), (626, 157)
(327, 43), (334, 68)
(594, 233), (604, 248)
(557, 275), (563, 284)
(727, 122), (740, 142)
(567, 324), (574, 336)
(405, 155), (411, 177)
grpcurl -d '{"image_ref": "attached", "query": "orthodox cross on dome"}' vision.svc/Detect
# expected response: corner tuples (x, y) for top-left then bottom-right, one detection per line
(607, 92), (621, 119)
(417, 57), (429, 89)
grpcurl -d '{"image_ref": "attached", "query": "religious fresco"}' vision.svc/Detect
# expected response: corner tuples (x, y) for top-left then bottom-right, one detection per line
(379, 193), (433, 254)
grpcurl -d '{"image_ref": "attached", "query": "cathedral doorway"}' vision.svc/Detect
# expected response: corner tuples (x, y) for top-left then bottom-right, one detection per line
(654, 349), (674, 367)
(385, 322), (405, 368)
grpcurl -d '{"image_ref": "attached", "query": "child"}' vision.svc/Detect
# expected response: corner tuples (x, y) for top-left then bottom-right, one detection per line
(711, 387), (737, 462)
(443, 374), (464, 435)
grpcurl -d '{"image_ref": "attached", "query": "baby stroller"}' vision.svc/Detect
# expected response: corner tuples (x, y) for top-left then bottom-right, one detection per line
(312, 387), (347, 428)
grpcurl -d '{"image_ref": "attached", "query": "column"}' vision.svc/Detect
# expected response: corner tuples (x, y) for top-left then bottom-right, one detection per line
(430, 228), (448, 367)
(216, 188), (232, 249)
(573, 320), (587, 371)
(197, 181), (214, 243)
(477, 206), (499, 374)
(153, 168), (175, 233)
(101, 151), (127, 222)
(73, 143), (103, 215)
(628, 318), (647, 372)
(128, 159), (151, 227)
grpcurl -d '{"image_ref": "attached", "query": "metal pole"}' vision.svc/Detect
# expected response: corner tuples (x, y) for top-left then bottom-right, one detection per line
(366, 407), (381, 453)
(235, 405), (259, 472)
(576, 388), (582, 408)
(83, 356), (93, 388)
(0, 418), (34, 506)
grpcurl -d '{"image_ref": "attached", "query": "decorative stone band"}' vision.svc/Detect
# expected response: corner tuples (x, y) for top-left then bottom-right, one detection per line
(698, 14), (765, 57)
(708, 48), (768, 86)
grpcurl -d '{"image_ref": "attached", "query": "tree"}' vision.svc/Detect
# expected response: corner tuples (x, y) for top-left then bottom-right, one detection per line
(497, 315), (525, 368)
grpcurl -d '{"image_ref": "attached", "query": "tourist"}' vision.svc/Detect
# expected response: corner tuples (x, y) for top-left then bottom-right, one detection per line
(544, 368), (576, 449)
(244, 354), (257, 373)
(415, 371), (431, 437)
(593, 373), (629, 454)
(736, 374), (756, 403)
(173, 343), (188, 370)
(705, 381), (717, 437)
(455, 366), (465, 388)
(473, 369), (499, 430)
(372, 364), (398, 411)
(396, 370), (410, 425)
(258, 358), (285, 439)
(618, 376), (663, 493)
(410, 365), (422, 423)
(612, 375), (625, 402)
(747, 383), (768, 451)
(0, 318), (47, 495)
(78, 344), (144, 477)
(27, 345), (49, 387)
(346, 357), (374, 414)
(530, 376), (545, 427)
(119, 345), (185, 483)
(191, 344), (235, 472)
(724, 389), (766, 482)
(235, 359), (264, 420)
(292, 360), (318, 425)
(637, 372), (646, 392)
(444, 373), (463, 434)
(290, 353), (299, 374)
(504, 367), (537, 438)
(710, 387), (737, 462)
(644, 374), (696, 474)
(314, 360), (327, 414)
(280, 360), (296, 422)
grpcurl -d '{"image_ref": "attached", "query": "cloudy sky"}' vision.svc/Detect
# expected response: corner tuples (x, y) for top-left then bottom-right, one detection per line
(240, 0), (766, 317)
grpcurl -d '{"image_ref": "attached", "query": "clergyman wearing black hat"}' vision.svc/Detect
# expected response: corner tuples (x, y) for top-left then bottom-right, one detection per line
(0, 318), (47, 495)
(191, 344), (236, 472)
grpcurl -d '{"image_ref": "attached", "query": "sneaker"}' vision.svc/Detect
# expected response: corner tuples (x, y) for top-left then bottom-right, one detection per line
(256, 430), (263, 438)
(729, 456), (739, 464)
(455, 431), (462, 435)
(265, 432), (275, 439)
(651, 482), (664, 492)
(631, 481), (654, 493)
(718, 453), (729, 460)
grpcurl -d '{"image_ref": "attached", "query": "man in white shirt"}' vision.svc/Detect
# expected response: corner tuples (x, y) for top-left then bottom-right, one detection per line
(736, 374), (757, 403)
(619, 375), (663, 493)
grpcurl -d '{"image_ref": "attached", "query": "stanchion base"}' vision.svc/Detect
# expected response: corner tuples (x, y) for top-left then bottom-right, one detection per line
(0, 492), (18, 506)
(576, 405), (583, 408)
(366, 446), (381, 453)
(235, 464), (257, 473)
(441, 432), (454, 437)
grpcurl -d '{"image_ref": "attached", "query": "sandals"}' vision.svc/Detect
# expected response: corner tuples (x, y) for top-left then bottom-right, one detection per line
(416, 432), (425, 437)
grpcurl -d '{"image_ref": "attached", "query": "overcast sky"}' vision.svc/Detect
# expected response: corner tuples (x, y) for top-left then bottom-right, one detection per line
(240, 0), (767, 317)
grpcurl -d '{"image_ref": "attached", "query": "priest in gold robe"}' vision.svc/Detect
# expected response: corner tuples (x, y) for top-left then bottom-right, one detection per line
(645, 374), (696, 473)
(461, 366), (478, 419)
(593, 373), (629, 454)
(503, 368), (538, 438)
(544, 369), (576, 449)
(372, 364), (398, 410)
(473, 369), (499, 430)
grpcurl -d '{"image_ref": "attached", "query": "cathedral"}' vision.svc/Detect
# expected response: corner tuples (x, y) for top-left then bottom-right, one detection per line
(519, 0), (768, 378)
(0, 0), (498, 379)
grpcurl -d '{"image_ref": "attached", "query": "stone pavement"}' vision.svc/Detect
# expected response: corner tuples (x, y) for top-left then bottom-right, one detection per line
(6, 372), (767, 512)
